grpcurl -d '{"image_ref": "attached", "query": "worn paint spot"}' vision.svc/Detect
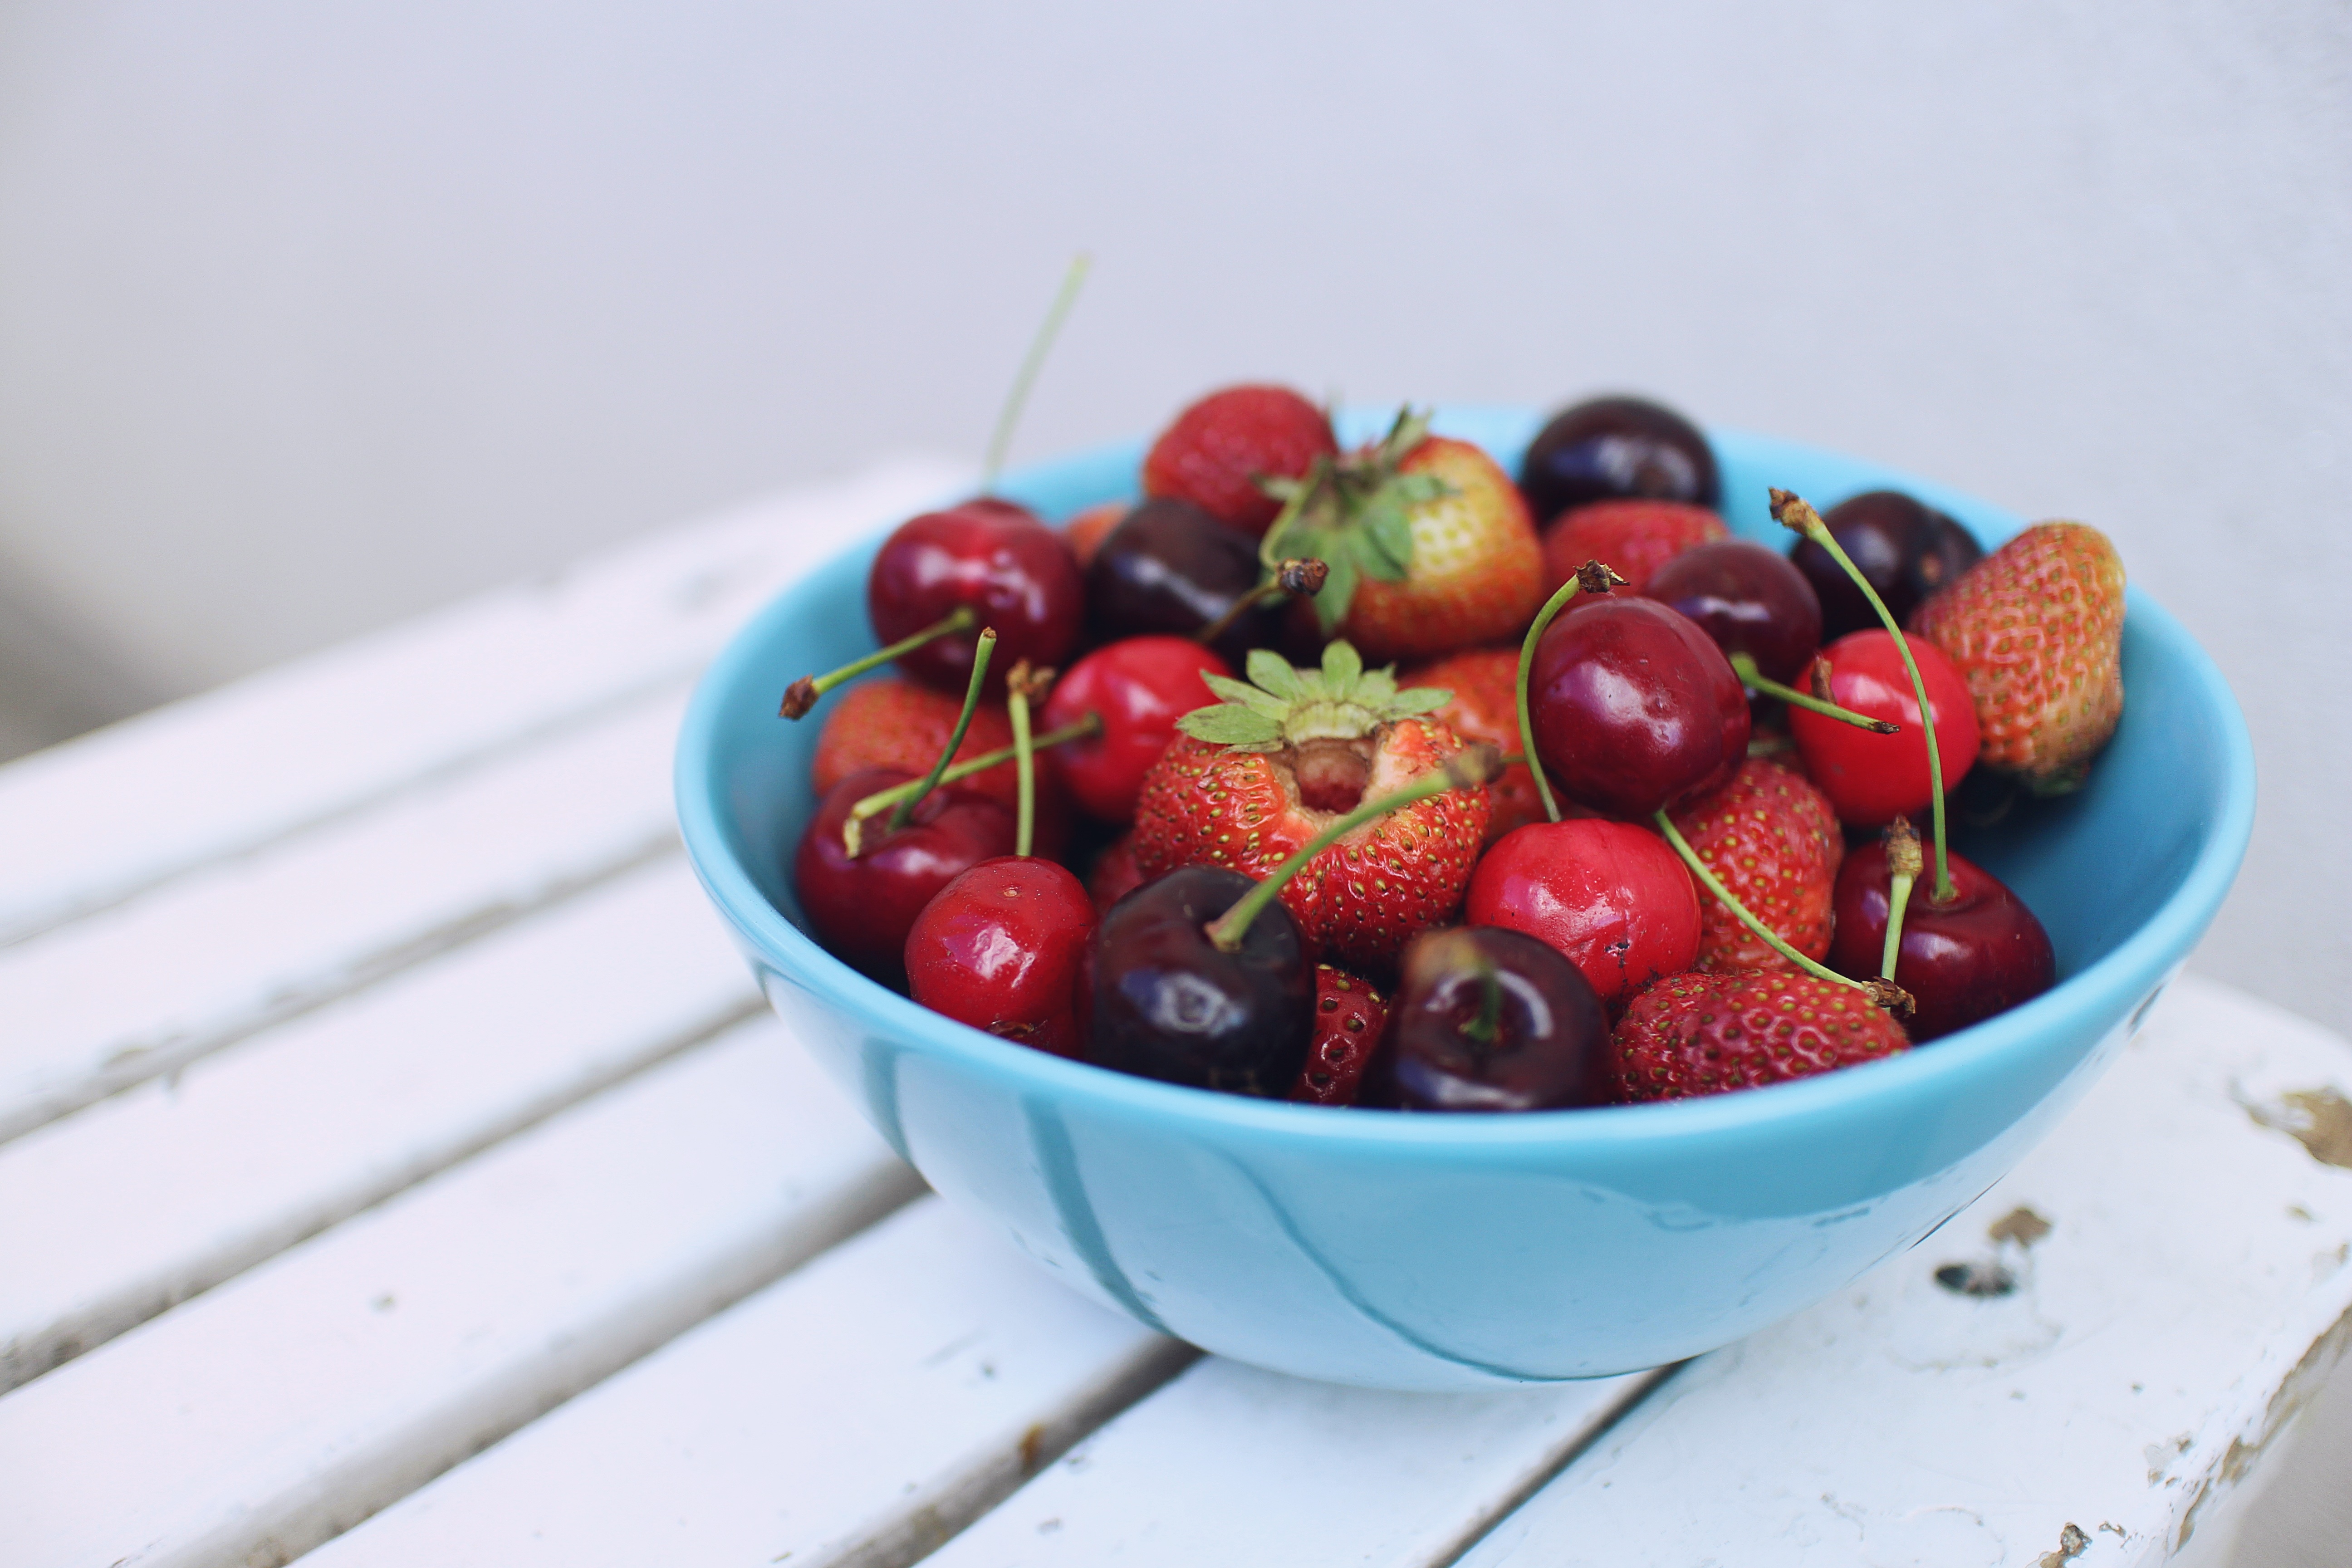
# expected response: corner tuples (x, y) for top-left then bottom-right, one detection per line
(2289, 1203), (2317, 1222)
(1935, 1259), (2017, 1297)
(1018, 1422), (1048, 1474)
(1988, 1205), (2053, 1247)
(2035, 1521), (2089, 1566)
(2246, 1088), (2352, 1168)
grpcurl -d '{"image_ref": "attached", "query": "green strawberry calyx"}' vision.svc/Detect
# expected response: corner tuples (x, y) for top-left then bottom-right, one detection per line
(1176, 641), (1450, 753)
(1257, 407), (1455, 633)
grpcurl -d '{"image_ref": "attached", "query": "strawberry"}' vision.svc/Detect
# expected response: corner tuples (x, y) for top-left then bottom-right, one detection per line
(1542, 499), (1726, 596)
(1060, 500), (1127, 569)
(1142, 385), (1338, 537)
(1265, 411), (1544, 664)
(1909, 521), (2126, 793)
(1666, 757), (1844, 972)
(1290, 964), (1390, 1106)
(1397, 646), (1550, 844)
(1610, 970), (1909, 1102)
(812, 677), (1019, 804)
(1129, 641), (1490, 970)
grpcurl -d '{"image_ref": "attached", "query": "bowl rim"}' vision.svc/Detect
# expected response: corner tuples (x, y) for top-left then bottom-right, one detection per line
(675, 421), (2256, 1153)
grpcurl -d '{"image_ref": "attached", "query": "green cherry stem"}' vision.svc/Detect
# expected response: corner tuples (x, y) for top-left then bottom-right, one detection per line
(1880, 816), (1924, 982)
(840, 713), (1101, 856)
(1727, 651), (1899, 734)
(1515, 559), (1627, 822)
(1654, 809), (1914, 1014)
(981, 253), (1092, 492)
(1771, 488), (1955, 903)
(780, 606), (977, 719)
(883, 629), (995, 838)
(1461, 951), (1503, 1046)
(1192, 558), (1330, 648)
(1005, 660), (1054, 860)
(1205, 745), (1504, 953)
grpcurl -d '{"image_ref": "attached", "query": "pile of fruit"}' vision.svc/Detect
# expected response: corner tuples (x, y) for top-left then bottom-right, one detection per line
(781, 386), (2127, 1112)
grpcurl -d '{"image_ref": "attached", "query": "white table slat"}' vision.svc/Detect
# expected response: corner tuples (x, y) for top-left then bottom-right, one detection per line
(304, 1199), (1192, 1568)
(0, 459), (960, 950)
(0, 1017), (919, 1568)
(0, 856), (755, 1392)
(922, 1358), (1666, 1568)
(0, 684), (689, 1142)
(1454, 975), (2352, 1568)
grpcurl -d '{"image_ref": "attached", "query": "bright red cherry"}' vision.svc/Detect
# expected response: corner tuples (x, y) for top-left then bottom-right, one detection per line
(1643, 539), (1823, 685)
(1827, 840), (2055, 1040)
(906, 857), (1097, 1058)
(1042, 637), (1231, 821)
(1790, 630), (1980, 827)
(1527, 596), (1750, 818)
(1464, 819), (1701, 1004)
(791, 768), (1015, 982)
(867, 499), (1084, 695)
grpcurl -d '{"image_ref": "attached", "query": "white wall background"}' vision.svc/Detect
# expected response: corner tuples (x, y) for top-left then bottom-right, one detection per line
(0, 0), (2346, 1048)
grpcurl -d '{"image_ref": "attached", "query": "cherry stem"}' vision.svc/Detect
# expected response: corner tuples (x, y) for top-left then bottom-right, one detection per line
(1205, 745), (1504, 953)
(1515, 559), (1627, 823)
(1771, 489), (1955, 903)
(1005, 660), (1055, 860)
(1728, 652), (1899, 734)
(780, 606), (978, 719)
(1192, 558), (1330, 648)
(1881, 817), (1924, 982)
(1653, 809), (1913, 1013)
(981, 253), (1092, 492)
(884, 629), (995, 837)
(841, 712), (1101, 856)
(1461, 951), (1503, 1047)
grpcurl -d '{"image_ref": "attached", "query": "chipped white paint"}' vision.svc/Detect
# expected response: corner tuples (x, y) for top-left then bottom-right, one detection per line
(0, 1020), (916, 1568)
(1455, 976), (2352, 1568)
(304, 1201), (1188, 1568)
(0, 857), (756, 1390)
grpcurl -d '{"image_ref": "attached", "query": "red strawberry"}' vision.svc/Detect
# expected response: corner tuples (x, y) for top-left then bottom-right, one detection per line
(812, 678), (1018, 804)
(1666, 757), (1844, 972)
(1269, 412), (1545, 664)
(1542, 499), (1726, 596)
(1290, 964), (1390, 1106)
(1129, 641), (1491, 970)
(1910, 521), (2126, 793)
(1610, 970), (1909, 1102)
(1142, 385), (1338, 537)
(1397, 646), (1553, 844)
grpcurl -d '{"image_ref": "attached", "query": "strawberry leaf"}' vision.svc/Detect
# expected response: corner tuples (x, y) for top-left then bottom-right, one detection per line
(1321, 639), (1364, 696)
(1313, 556), (1359, 633)
(1245, 648), (1307, 702)
(1177, 705), (1284, 750)
(1392, 685), (1451, 715)
(1200, 672), (1292, 723)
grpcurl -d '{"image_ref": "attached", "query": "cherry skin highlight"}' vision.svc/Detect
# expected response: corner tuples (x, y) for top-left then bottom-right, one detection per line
(1464, 819), (1701, 1005)
(1643, 538), (1823, 685)
(867, 500), (1084, 695)
(792, 768), (1016, 983)
(906, 857), (1097, 1058)
(1359, 926), (1612, 1111)
(1789, 630), (1980, 826)
(1527, 596), (1750, 818)
(1042, 637), (1230, 822)
(1827, 839), (2055, 1040)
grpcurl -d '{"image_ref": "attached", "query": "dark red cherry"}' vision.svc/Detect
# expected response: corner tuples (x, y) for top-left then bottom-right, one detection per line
(1527, 597), (1750, 818)
(1088, 865), (1313, 1097)
(1827, 840), (2055, 1040)
(1643, 539), (1823, 686)
(1519, 396), (1720, 525)
(1788, 490), (1984, 642)
(1359, 926), (1611, 1111)
(1042, 637), (1230, 822)
(867, 500), (1084, 695)
(1084, 497), (1284, 666)
(906, 857), (1096, 1058)
(1789, 630), (1980, 827)
(1462, 819), (1700, 1006)
(792, 768), (1016, 983)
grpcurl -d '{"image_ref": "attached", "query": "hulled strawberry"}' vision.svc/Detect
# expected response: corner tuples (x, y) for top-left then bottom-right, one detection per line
(1610, 970), (1909, 1102)
(1542, 499), (1727, 596)
(1910, 521), (2126, 793)
(1397, 646), (1553, 843)
(1291, 964), (1390, 1106)
(1142, 385), (1338, 537)
(1265, 410), (1544, 664)
(1129, 641), (1490, 969)
(1666, 757), (1843, 972)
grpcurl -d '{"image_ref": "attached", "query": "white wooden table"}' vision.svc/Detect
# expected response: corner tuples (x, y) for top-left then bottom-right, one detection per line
(2, 465), (2347, 1568)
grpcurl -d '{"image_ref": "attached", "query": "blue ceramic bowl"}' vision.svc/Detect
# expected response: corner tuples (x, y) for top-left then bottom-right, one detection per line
(676, 407), (2253, 1391)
